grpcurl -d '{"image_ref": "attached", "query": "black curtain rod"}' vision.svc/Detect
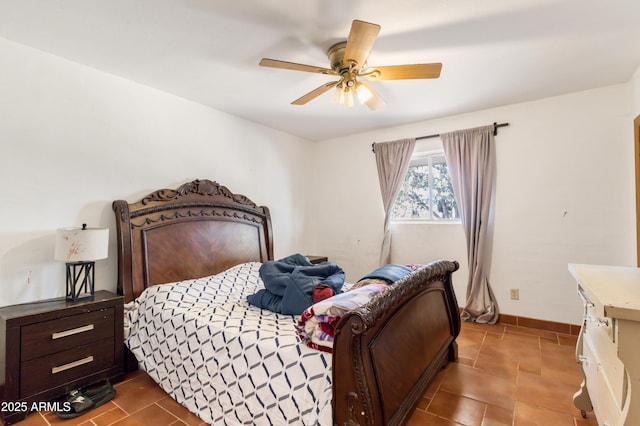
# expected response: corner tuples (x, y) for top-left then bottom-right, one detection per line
(371, 122), (509, 153)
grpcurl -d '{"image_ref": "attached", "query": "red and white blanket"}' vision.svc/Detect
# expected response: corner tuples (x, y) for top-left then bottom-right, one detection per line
(296, 283), (389, 353)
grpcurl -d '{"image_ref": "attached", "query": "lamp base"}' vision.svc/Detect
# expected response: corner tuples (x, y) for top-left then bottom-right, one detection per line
(65, 262), (96, 301)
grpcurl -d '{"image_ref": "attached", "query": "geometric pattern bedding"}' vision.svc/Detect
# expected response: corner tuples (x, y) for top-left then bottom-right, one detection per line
(124, 262), (333, 425)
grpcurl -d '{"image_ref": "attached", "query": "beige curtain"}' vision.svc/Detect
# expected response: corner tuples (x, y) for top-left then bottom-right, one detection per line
(441, 125), (499, 324)
(374, 138), (416, 265)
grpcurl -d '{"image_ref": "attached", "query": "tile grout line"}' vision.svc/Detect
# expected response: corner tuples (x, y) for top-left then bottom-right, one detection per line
(154, 401), (186, 425)
(473, 329), (489, 368)
(104, 399), (127, 426)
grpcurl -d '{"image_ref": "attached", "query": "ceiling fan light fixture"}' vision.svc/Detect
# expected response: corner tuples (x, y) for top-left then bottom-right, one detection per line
(330, 84), (356, 107)
(330, 84), (344, 105)
(331, 81), (374, 107)
(356, 82), (373, 103)
(345, 88), (354, 107)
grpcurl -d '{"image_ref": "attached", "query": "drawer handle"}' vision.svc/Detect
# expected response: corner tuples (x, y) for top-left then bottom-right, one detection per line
(596, 319), (609, 327)
(51, 356), (94, 374)
(578, 355), (588, 363)
(52, 324), (94, 340)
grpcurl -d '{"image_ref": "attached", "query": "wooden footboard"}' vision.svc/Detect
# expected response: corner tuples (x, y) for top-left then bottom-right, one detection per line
(332, 260), (460, 426)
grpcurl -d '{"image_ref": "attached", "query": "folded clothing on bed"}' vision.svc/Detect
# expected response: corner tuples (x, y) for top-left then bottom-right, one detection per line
(359, 263), (413, 283)
(352, 263), (413, 288)
(247, 253), (345, 315)
(297, 283), (389, 353)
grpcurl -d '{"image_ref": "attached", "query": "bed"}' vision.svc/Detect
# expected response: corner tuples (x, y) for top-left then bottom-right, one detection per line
(113, 179), (460, 425)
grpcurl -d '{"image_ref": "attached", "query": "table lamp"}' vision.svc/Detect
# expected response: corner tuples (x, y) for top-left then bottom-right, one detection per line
(54, 224), (109, 301)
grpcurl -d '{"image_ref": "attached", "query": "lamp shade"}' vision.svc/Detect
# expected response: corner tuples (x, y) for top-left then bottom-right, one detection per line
(55, 225), (109, 262)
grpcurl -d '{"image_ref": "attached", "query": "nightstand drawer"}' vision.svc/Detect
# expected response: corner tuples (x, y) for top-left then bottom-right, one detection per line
(20, 338), (115, 398)
(21, 307), (115, 361)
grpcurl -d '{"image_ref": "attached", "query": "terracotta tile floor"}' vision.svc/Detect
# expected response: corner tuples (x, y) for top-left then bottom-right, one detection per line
(19, 321), (599, 426)
(407, 321), (599, 426)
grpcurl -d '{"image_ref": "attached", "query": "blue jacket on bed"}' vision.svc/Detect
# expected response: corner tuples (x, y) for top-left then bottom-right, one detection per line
(358, 263), (412, 284)
(247, 254), (345, 315)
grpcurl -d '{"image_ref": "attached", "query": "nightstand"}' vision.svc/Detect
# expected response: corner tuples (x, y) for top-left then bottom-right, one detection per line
(0, 291), (124, 425)
(306, 255), (328, 264)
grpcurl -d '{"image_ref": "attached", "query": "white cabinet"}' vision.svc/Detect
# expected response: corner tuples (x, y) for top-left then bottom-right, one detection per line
(570, 264), (640, 426)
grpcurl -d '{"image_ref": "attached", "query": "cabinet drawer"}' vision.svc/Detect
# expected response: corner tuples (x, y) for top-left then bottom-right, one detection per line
(21, 308), (115, 361)
(583, 335), (624, 426)
(20, 338), (114, 398)
(584, 314), (626, 409)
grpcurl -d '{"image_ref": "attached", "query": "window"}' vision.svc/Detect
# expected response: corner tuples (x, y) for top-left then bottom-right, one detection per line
(391, 151), (459, 220)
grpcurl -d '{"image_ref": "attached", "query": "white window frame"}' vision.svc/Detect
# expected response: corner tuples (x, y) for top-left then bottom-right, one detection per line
(391, 149), (460, 223)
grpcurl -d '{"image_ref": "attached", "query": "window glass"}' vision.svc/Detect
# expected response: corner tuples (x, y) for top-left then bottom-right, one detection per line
(391, 151), (459, 221)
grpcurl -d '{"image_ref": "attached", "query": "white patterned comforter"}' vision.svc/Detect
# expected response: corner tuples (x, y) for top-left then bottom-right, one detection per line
(124, 262), (333, 425)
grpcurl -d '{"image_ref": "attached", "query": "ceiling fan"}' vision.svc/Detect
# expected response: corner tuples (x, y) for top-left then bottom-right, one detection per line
(259, 19), (442, 110)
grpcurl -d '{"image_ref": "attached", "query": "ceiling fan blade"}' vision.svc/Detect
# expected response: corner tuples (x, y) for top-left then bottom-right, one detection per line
(259, 58), (335, 75)
(292, 82), (338, 105)
(343, 20), (381, 69)
(358, 80), (385, 110)
(366, 63), (443, 80)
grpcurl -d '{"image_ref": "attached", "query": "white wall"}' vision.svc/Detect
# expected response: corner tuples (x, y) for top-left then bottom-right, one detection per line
(632, 65), (640, 115)
(311, 83), (636, 325)
(0, 37), (314, 307)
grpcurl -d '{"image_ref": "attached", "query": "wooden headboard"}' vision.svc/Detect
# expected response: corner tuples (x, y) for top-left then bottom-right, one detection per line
(112, 179), (274, 302)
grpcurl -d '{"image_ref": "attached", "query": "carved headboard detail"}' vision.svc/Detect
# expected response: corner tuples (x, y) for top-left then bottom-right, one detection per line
(112, 179), (274, 302)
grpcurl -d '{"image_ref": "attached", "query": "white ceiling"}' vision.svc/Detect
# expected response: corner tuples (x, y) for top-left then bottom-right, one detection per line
(1, 0), (639, 141)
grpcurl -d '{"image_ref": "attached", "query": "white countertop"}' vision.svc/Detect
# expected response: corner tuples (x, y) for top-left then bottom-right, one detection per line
(569, 263), (640, 321)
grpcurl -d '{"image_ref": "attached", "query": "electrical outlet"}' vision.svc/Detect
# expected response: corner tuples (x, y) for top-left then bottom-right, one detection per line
(510, 288), (519, 300)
